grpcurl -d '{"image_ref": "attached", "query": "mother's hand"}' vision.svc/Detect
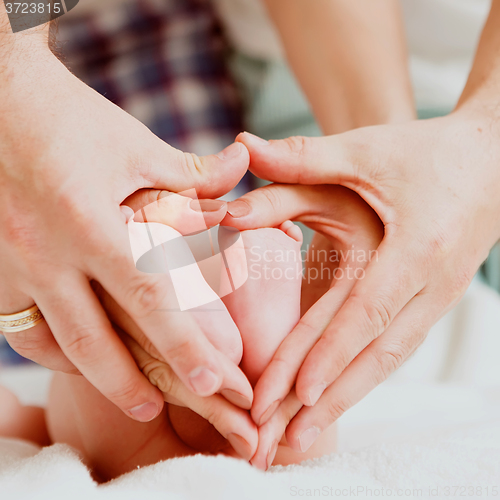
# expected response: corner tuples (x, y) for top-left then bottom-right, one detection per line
(0, 45), (249, 422)
(225, 114), (500, 455)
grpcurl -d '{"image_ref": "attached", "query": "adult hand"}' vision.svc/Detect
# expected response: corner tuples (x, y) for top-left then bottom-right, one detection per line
(225, 112), (500, 454)
(93, 281), (258, 461)
(223, 180), (383, 468)
(0, 30), (249, 422)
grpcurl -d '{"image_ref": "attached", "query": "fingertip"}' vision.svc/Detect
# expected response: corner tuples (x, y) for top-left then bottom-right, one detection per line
(284, 425), (303, 454)
(215, 141), (248, 162)
(127, 400), (162, 423)
(226, 200), (252, 219)
(190, 199), (228, 228)
(220, 200), (255, 229)
(252, 399), (280, 427)
(221, 389), (253, 410)
(237, 132), (269, 150)
(294, 377), (319, 407)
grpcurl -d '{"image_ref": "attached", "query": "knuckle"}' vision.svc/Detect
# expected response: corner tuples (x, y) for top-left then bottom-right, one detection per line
(296, 317), (319, 339)
(164, 338), (197, 363)
(203, 405), (223, 428)
(271, 352), (290, 370)
(180, 152), (205, 180)
(63, 324), (103, 361)
(125, 276), (167, 318)
(138, 336), (161, 360)
(326, 396), (351, 422)
(329, 343), (353, 378)
(57, 190), (94, 228)
(351, 294), (393, 339)
(260, 187), (283, 214)
(371, 338), (415, 384)
(1, 210), (40, 254)
(106, 376), (143, 405)
(311, 334), (351, 379)
(223, 336), (243, 366)
(425, 225), (455, 261)
(282, 136), (310, 158)
(447, 267), (475, 302)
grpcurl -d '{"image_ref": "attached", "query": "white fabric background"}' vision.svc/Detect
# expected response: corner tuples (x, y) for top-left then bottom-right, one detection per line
(1, 279), (500, 498)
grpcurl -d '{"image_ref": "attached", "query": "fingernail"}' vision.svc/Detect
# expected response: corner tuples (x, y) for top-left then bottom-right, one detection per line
(258, 399), (280, 426)
(266, 440), (279, 470)
(189, 199), (226, 213)
(308, 383), (326, 406)
(189, 367), (219, 396)
(221, 389), (252, 410)
(227, 200), (251, 219)
(216, 142), (243, 160)
(227, 433), (253, 461)
(128, 402), (160, 422)
(242, 132), (269, 146)
(158, 191), (172, 200)
(298, 426), (321, 453)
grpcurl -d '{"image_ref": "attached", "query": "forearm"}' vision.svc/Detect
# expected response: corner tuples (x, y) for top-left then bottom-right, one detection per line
(0, 2), (54, 87)
(0, 3), (69, 153)
(263, 0), (416, 135)
(456, 1), (500, 121)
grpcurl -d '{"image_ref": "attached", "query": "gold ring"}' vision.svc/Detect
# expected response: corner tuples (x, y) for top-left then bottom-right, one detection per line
(0, 305), (45, 334)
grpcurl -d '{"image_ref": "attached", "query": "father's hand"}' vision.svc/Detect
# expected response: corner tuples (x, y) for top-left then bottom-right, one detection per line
(0, 25), (249, 422)
(225, 115), (500, 454)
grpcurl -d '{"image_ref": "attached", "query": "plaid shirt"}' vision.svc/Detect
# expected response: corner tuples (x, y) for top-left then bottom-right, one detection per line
(1, 0), (250, 367)
(56, 0), (244, 156)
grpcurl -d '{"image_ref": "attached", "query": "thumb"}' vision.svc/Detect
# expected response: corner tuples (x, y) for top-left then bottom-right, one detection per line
(135, 140), (250, 200)
(236, 132), (354, 185)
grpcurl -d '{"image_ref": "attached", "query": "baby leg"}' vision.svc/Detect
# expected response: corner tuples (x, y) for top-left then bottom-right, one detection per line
(46, 372), (193, 482)
(0, 384), (49, 446)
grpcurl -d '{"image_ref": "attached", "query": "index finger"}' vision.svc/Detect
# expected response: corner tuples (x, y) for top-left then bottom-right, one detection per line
(33, 272), (165, 423)
(122, 331), (258, 460)
(284, 293), (435, 453)
(293, 243), (423, 407)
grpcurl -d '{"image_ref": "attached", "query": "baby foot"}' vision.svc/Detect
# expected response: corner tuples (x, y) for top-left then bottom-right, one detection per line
(221, 221), (303, 387)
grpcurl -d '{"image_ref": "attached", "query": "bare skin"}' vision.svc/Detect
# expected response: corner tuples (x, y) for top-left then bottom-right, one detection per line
(0, 4), (251, 423)
(214, 0), (500, 462)
(0, 220), (337, 480)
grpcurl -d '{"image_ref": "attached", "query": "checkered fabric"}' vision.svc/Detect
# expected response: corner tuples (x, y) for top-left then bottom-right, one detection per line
(55, 0), (244, 155)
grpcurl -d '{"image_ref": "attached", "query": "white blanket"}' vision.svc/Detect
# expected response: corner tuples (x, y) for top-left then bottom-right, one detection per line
(1, 279), (500, 499)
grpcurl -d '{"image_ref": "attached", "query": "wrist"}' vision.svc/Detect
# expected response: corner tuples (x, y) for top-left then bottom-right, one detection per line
(0, 31), (59, 105)
(0, 3), (51, 62)
(452, 92), (500, 136)
(321, 98), (416, 136)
